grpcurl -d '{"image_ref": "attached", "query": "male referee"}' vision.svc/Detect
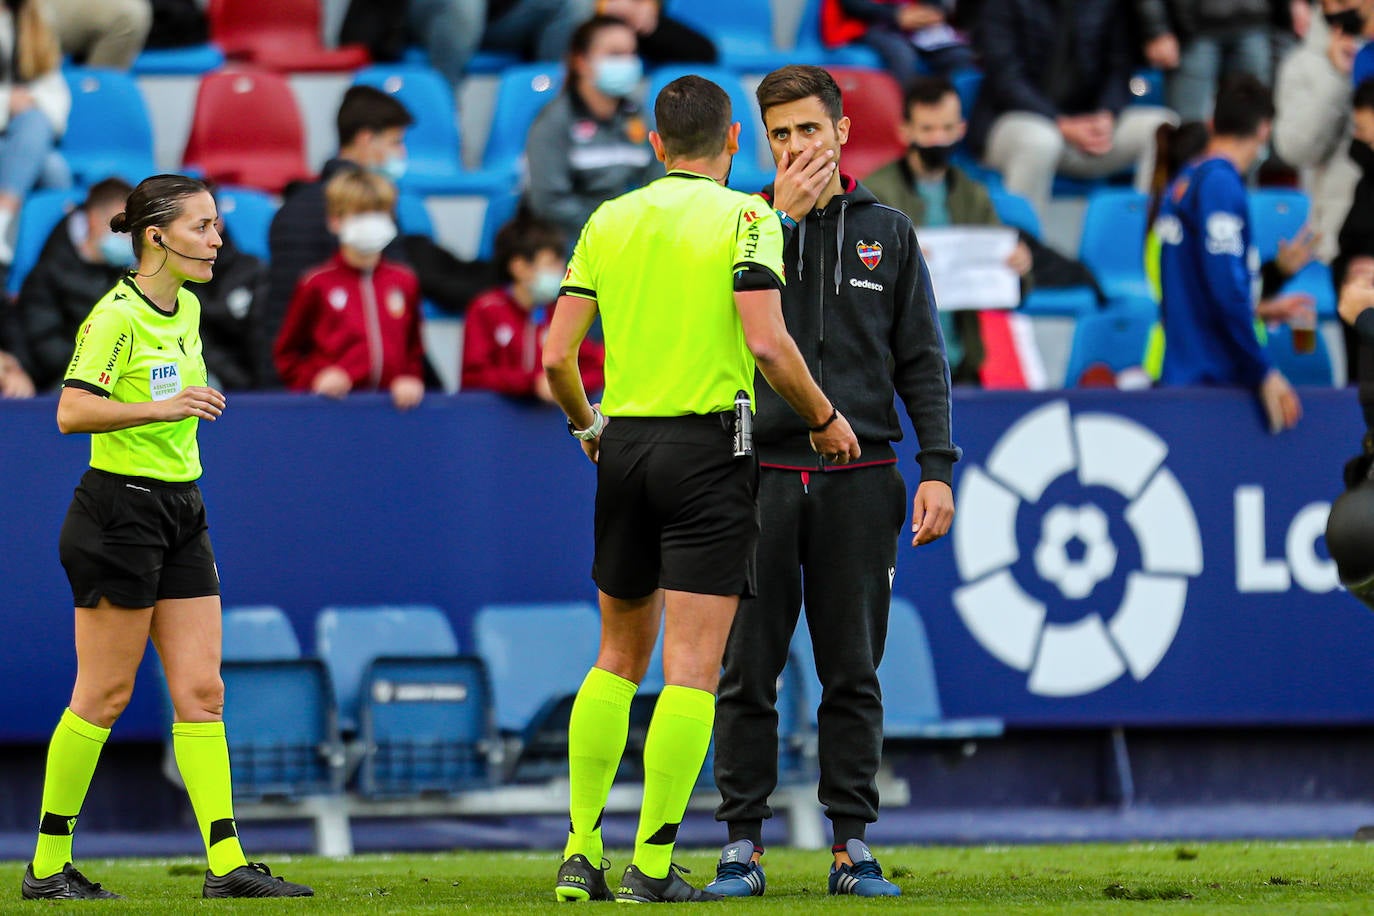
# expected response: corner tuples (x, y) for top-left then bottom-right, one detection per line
(542, 74), (860, 904)
(707, 65), (959, 898)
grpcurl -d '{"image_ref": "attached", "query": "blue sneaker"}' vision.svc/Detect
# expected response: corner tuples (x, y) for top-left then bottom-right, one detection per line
(828, 840), (902, 897)
(703, 839), (766, 897)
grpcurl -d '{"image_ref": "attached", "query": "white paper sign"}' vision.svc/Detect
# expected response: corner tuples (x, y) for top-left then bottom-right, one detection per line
(918, 225), (1021, 311)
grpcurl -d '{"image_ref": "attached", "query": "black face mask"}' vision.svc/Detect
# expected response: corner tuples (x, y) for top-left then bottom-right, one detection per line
(1326, 7), (1366, 34)
(1351, 137), (1374, 172)
(910, 141), (955, 171)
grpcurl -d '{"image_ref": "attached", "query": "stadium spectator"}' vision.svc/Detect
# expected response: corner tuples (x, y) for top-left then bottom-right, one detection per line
(461, 214), (604, 397)
(0, 0), (72, 269)
(523, 15), (658, 245)
(274, 170), (426, 412)
(1131, 0), (1274, 121)
(1273, 0), (1374, 264)
(403, 0), (596, 88)
(1156, 74), (1308, 431)
(16, 178), (132, 392)
(598, 0), (717, 66)
(29, 174), (311, 901)
(265, 86), (492, 387)
(969, 0), (1177, 220)
(1329, 78), (1374, 385)
(195, 192), (268, 391)
(0, 347), (34, 397)
(543, 72), (857, 904)
(865, 75), (1033, 386)
(709, 65), (955, 900)
(820, 0), (975, 85)
(44, 0), (151, 70)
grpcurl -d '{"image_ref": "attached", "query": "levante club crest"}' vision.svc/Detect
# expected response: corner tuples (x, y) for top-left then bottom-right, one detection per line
(857, 240), (882, 270)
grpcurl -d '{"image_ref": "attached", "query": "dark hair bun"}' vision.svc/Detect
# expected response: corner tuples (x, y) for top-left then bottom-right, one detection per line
(109, 212), (129, 233)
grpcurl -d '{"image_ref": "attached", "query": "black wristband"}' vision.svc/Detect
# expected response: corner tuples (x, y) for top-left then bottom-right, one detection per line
(809, 407), (839, 432)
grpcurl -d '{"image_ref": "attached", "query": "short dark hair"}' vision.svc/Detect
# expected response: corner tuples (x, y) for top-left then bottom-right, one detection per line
(1211, 74), (1274, 139)
(493, 215), (567, 281)
(84, 176), (133, 211)
(109, 174), (211, 258)
(756, 65), (843, 124)
(903, 75), (958, 117)
(654, 75), (732, 160)
(1355, 76), (1374, 112)
(336, 85), (414, 148)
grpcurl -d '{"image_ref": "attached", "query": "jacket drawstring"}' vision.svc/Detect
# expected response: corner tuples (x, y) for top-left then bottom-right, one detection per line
(796, 216), (806, 282)
(834, 199), (847, 295)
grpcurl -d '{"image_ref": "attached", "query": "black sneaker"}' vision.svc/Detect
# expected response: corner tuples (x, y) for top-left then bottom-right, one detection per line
(22, 863), (121, 899)
(554, 853), (613, 902)
(615, 863), (723, 903)
(202, 862), (313, 898)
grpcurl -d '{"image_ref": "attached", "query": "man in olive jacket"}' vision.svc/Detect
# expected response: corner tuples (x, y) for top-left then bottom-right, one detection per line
(865, 75), (1032, 385)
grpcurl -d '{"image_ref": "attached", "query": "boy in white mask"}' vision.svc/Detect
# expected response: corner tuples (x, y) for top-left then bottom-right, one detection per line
(273, 170), (426, 411)
(462, 214), (604, 398)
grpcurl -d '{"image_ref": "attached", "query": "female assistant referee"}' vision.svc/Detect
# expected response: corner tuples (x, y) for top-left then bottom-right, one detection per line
(21, 175), (312, 900)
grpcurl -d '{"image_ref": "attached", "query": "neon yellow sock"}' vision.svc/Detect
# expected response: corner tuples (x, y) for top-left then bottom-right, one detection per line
(563, 667), (636, 863)
(632, 685), (714, 880)
(172, 721), (248, 877)
(32, 709), (110, 878)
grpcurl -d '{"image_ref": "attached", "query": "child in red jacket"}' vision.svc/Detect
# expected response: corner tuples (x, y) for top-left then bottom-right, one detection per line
(462, 215), (605, 398)
(274, 170), (426, 410)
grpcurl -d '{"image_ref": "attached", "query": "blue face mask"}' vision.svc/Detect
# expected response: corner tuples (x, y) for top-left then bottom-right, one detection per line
(99, 233), (136, 268)
(376, 154), (407, 183)
(529, 269), (564, 307)
(593, 55), (643, 99)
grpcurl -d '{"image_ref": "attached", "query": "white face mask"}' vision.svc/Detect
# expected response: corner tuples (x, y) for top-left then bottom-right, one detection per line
(529, 269), (564, 306)
(339, 212), (397, 254)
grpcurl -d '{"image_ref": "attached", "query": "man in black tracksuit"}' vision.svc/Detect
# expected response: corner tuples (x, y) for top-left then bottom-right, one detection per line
(707, 65), (959, 899)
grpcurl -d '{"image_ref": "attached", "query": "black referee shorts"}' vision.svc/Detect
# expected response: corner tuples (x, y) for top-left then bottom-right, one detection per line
(593, 413), (759, 600)
(59, 469), (220, 609)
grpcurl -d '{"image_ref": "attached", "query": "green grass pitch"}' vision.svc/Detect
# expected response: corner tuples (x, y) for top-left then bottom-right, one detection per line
(8, 841), (1374, 912)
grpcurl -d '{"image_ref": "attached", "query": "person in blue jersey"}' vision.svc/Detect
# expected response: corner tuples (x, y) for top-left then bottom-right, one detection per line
(1155, 74), (1308, 433)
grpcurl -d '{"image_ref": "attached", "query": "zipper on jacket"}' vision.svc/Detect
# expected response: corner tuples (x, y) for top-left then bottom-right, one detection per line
(360, 268), (384, 389)
(815, 208), (826, 391)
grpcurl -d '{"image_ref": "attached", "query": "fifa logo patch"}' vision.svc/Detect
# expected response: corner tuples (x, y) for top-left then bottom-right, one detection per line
(857, 240), (882, 270)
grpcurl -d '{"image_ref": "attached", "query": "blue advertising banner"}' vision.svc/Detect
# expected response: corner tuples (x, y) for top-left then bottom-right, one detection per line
(1, 388), (1371, 742)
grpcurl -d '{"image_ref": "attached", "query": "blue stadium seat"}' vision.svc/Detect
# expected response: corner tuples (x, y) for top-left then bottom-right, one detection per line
(6, 189), (83, 296)
(472, 602), (600, 734)
(395, 192), (434, 237)
(1264, 321), (1335, 387)
(478, 188), (520, 261)
(1079, 189), (1153, 301)
(482, 65), (563, 177)
(61, 67), (157, 186)
(951, 67), (983, 123)
(1281, 260), (1337, 318)
(1249, 188), (1310, 263)
(353, 65), (504, 194)
(132, 44), (226, 75)
(222, 605), (300, 661)
(791, 0), (884, 68)
(664, 0), (791, 72)
(988, 187), (1041, 238)
(880, 598), (1004, 739)
(358, 655), (495, 796)
(646, 65), (772, 192)
(215, 185), (277, 262)
(1063, 297), (1158, 387)
(315, 605), (461, 732)
(222, 659), (345, 800)
(1129, 67), (1166, 107)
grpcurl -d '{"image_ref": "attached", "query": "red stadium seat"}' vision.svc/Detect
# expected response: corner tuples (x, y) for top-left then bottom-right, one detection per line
(182, 69), (312, 194)
(209, 0), (369, 72)
(826, 67), (905, 180)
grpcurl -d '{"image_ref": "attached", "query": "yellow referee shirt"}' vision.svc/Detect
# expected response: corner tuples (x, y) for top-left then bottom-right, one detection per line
(64, 276), (209, 482)
(561, 170), (785, 417)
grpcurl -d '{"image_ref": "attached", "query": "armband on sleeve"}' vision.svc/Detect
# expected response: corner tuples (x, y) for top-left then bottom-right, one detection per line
(733, 264), (783, 292)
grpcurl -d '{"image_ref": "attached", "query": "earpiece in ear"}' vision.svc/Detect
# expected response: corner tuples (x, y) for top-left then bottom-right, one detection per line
(153, 233), (163, 245)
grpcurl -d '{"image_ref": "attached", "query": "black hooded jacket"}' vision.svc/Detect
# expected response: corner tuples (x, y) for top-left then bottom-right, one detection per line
(756, 177), (960, 485)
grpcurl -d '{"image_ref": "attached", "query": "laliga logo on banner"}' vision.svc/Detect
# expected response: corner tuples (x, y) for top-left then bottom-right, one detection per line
(952, 401), (1203, 697)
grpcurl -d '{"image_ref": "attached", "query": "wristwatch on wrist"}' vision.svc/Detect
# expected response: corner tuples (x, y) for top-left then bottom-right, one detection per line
(568, 406), (606, 441)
